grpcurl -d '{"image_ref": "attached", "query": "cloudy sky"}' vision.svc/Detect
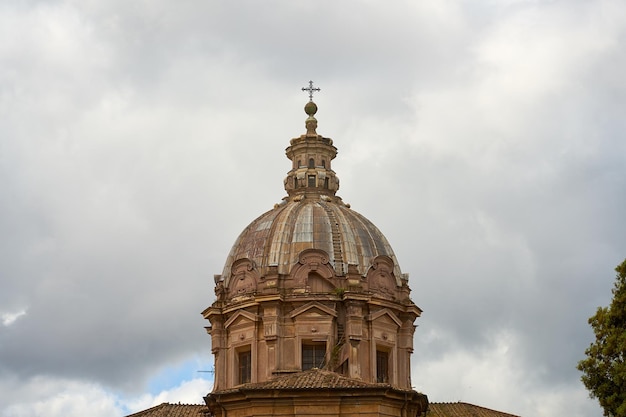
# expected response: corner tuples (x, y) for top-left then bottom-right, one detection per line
(1, 0), (625, 416)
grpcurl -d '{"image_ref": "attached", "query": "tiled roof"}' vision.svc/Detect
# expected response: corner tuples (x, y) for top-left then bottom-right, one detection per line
(125, 401), (521, 417)
(124, 403), (207, 417)
(242, 368), (396, 390)
(428, 402), (521, 417)
(211, 368), (413, 394)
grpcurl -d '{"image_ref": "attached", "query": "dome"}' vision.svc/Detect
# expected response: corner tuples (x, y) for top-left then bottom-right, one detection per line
(217, 96), (408, 293)
(204, 86), (421, 395)
(220, 195), (404, 289)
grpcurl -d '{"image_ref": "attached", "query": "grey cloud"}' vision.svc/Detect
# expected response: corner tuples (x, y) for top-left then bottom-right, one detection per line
(2, 1), (625, 416)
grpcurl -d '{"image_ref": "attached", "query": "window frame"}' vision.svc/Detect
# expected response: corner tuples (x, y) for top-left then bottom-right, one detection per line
(376, 349), (390, 383)
(237, 347), (252, 384)
(302, 341), (327, 370)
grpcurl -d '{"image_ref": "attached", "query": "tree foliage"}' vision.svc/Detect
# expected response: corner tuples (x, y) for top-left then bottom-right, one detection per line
(578, 259), (626, 417)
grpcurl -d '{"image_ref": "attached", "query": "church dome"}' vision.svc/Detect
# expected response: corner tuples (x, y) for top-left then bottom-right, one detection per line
(220, 196), (403, 288)
(204, 85), (421, 395)
(218, 95), (407, 292)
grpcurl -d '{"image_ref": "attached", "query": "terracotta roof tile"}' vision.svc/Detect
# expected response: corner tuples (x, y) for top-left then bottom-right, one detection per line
(124, 402), (207, 417)
(125, 401), (521, 417)
(428, 402), (520, 417)
(212, 368), (411, 394)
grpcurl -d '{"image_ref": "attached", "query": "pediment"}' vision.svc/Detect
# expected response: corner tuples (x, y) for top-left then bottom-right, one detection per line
(232, 258), (257, 273)
(224, 310), (259, 328)
(289, 249), (336, 287)
(367, 308), (402, 327)
(298, 249), (330, 266)
(289, 301), (337, 319)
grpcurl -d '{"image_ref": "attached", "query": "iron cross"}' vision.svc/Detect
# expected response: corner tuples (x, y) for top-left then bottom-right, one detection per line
(302, 80), (320, 101)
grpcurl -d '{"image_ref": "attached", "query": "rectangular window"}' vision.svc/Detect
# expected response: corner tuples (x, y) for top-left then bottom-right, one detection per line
(239, 350), (251, 384)
(376, 350), (389, 383)
(302, 342), (326, 370)
(308, 175), (316, 187)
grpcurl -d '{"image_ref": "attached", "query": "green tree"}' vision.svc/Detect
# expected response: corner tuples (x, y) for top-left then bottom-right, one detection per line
(577, 259), (626, 417)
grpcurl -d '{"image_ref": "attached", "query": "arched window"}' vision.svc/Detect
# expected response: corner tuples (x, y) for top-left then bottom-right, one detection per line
(308, 158), (315, 168)
(322, 160), (326, 168)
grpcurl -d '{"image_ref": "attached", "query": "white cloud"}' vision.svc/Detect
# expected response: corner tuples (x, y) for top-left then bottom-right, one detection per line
(0, 375), (212, 417)
(0, 377), (124, 417)
(124, 378), (212, 413)
(1, 309), (27, 327)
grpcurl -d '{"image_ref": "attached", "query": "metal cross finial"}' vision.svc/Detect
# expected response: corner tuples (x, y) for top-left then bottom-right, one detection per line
(302, 80), (320, 101)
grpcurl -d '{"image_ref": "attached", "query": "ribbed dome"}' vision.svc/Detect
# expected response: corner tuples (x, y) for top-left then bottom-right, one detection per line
(218, 95), (406, 291)
(220, 195), (403, 288)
